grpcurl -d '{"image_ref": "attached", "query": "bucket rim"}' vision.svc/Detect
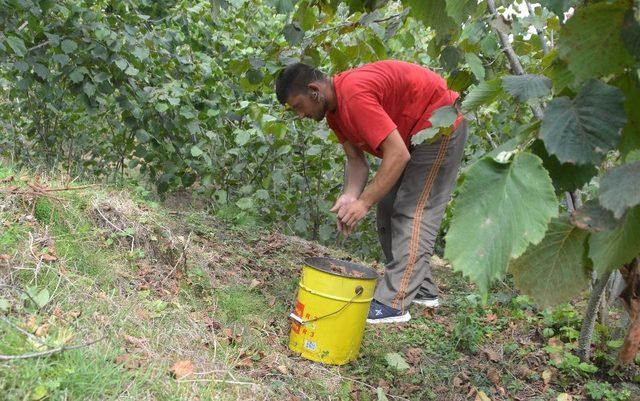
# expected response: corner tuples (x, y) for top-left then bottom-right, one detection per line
(304, 257), (379, 280)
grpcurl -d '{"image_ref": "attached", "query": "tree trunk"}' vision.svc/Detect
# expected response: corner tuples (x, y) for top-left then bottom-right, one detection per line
(619, 258), (640, 364)
(578, 271), (612, 361)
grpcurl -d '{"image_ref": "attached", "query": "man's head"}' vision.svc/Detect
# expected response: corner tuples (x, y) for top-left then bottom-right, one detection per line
(275, 63), (331, 121)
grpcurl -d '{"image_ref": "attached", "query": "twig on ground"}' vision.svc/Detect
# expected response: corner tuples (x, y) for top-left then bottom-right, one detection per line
(0, 336), (105, 361)
(162, 231), (192, 283)
(0, 317), (48, 347)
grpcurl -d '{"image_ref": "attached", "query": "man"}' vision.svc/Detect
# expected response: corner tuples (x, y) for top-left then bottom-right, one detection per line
(275, 60), (467, 324)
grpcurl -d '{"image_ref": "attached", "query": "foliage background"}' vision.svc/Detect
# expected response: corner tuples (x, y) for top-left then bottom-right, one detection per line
(1, 0), (639, 306)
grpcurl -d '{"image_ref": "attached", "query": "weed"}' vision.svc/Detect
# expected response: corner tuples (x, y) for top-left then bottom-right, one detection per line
(585, 381), (631, 401)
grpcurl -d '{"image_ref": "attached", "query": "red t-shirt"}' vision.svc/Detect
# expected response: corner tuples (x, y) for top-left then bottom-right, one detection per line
(326, 60), (462, 157)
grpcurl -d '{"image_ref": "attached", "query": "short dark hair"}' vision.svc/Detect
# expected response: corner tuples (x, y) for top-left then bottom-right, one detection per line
(275, 63), (326, 105)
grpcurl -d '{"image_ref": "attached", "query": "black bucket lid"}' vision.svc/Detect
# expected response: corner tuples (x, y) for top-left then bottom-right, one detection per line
(305, 257), (379, 280)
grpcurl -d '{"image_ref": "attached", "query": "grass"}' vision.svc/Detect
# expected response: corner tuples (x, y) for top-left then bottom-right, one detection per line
(1, 164), (639, 400)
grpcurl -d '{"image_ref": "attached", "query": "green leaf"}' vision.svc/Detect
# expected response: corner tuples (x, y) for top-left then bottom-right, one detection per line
(509, 215), (590, 308)
(61, 39), (78, 54)
(34, 288), (50, 308)
(444, 152), (558, 294)
(615, 73), (640, 157)
(283, 23), (304, 46)
(445, 0), (477, 23)
(190, 145), (204, 157)
(125, 65), (139, 76)
(0, 298), (10, 312)
(446, 70), (473, 92)
(155, 103), (169, 113)
(33, 63), (49, 79)
(52, 53), (70, 66)
(539, 79), (626, 165)
(115, 58), (128, 71)
(539, 0), (577, 17)
(599, 161), (640, 219)
(622, 10), (640, 60)
(501, 74), (551, 102)
(267, 0), (295, 14)
(411, 127), (439, 146)
(405, 0), (456, 36)
(235, 130), (251, 146)
(465, 53), (484, 81)
(6, 36), (27, 57)
(13, 61), (29, 72)
(255, 189), (269, 200)
(558, 2), (634, 82)
(132, 46), (149, 61)
(384, 352), (410, 371)
(377, 387), (390, 401)
(93, 71), (110, 83)
(530, 140), (597, 193)
(69, 69), (85, 83)
(236, 197), (253, 210)
(429, 105), (458, 128)
(570, 199), (620, 233)
(135, 129), (151, 143)
(461, 79), (502, 113)
(589, 206), (640, 276)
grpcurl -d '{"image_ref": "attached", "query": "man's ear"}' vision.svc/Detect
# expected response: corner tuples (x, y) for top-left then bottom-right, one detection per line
(307, 82), (321, 93)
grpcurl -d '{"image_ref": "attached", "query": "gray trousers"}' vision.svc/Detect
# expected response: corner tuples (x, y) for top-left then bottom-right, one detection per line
(374, 121), (468, 312)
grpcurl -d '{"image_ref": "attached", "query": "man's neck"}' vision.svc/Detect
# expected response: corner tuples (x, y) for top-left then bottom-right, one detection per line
(326, 77), (338, 112)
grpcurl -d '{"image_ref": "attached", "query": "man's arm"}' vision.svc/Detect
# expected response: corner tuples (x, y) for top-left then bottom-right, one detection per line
(330, 142), (369, 233)
(335, 129), (410, 229)
(342, 142), (369, 198)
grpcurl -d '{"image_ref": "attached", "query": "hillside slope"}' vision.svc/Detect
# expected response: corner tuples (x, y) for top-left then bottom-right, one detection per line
(0, 165), (637, 401)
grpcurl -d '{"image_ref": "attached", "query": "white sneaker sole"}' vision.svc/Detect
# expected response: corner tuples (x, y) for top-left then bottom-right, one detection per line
(412, 298), (440, 307)
(366, 312), (411, 324)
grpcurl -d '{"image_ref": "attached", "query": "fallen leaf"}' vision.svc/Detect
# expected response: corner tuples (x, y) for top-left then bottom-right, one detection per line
(123, 334), (148, 348)
(41, 253), (58, 262)
(542, 369), (553, 385)
(170, 360), (194, 379)
(485, 313), (498, 322)
(453, 375), (465, 388)
(483, 347), (502, 362)
(486, 367), (501, 386)
(475, 390), (492, 401)
(557, 393), (572, 401)
(405, 347), (423, 365)
(384, 352), (410, 371)
(275, 365), (288, 375)
(513, 364), (535, 379)
(0, 175), (14, 183)
(376, 387), (389, 401)
(421, 308), (436, 318)
(52, 306), (63, 318)
(115, 353), (141, 369)
(235, 357), (254, 369)
(24, 315), (37, 332)
(35, 323), (50, 337)
(249, 279), (260, 289)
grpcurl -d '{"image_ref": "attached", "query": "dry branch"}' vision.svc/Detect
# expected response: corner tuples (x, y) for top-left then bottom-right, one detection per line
(0, 336), (105, 361)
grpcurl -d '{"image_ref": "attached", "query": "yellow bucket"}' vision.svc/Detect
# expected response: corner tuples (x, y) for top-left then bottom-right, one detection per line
(288, 257), (378, 365)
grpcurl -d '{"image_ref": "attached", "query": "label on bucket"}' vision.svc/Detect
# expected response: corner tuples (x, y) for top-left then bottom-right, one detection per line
(304, 339), (317, 352)
(292, 301), (305, 334)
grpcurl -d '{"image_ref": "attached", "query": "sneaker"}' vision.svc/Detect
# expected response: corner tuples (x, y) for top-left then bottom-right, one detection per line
(366, 300), (411, 324)
(412, 294), (440, 307)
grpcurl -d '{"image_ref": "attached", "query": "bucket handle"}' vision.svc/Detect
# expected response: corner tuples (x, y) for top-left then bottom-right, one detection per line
(289, 285), (364, 326)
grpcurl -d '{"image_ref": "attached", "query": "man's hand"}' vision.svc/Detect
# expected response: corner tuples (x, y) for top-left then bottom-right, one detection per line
(331, 198), (370, 234)
(331, 194), (357, 234)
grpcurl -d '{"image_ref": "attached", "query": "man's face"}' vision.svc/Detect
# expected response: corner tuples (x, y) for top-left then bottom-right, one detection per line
(286, 91), (326, 122)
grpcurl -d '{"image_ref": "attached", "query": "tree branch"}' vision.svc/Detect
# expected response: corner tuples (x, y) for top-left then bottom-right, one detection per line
(486, 0), (544, 120)
(0, 336), (105, 361)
